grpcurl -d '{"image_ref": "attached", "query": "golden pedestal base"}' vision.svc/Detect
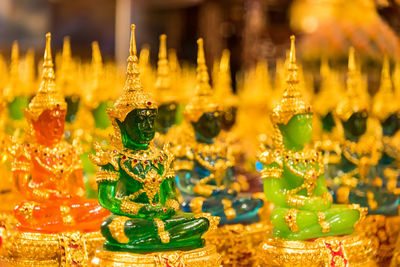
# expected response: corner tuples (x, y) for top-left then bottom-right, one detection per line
(256, 232), (378, 267)
(0, 229), (104, 266)
(358, 215), (400, 264)
(206, 222), (271, 266)
(91, 244), (221, 267)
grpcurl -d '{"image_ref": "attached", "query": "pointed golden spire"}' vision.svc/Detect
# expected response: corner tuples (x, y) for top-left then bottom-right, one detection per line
(272, 35), (310, 125)
(27, 33), (66, 120)
(10, 40), (19, 81)
(154, 34), (173, 103)
(336, 47), (369, 121)
(91, 41), (103, 68)
(373, 56), (397, 120)
(108, 24), (156, 122)
(215, 49), (238, 107)
(184, 38), (219, 122)
(62, 36), (71, 61)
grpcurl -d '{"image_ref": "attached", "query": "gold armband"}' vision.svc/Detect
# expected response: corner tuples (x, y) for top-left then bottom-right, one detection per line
(317, 212), (330, 233)
(165, 169), (175, 179)
(32, 188), (50, 201)
(154, 218), (170, 243)
(286, 195), (306, 208)
(221, 199), (236, 221)
(17, 202), (35, 224)
(284, 209), (299, 232)
(120, 201), (143, 216)
(11, 161), (31, 172)
(189, 197), (205, 213)
(320, 192), (333, 203)
(108, 216), (130, 244)
(96, 170), (119, 183)
(261, 167), (283, 179)
(173, 160), (194, 171)
(165, 199), (180, 211)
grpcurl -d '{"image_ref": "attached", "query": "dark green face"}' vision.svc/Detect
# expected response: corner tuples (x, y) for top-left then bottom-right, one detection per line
(342, 111), (368, 140)
(65, 94), (80, 123)
(221, 106), (237, 131)
(279, 113), (313, 147)
(155, 102), (177, 134)
(321, 111), (336, 133)
(192, 111), (221, 140)
(381, 113), (400, 137)
(117, 108), (157, 145)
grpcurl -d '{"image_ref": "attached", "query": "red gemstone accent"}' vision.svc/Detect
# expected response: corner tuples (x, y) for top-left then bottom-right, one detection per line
(122, 155), (126, 159)
(154, 159), (158, 163)
(152, 203), (156, 206)
(305, 159), (308, 163)
(159, 157), (163, 162)
(152, 178), (156, 182)
(147, 101), (152, 106)
(144, 161), (149, 165)
(133, 159), (138, 163)
(159, 180), (162, 183)
(163, 208), (167, 212)
(0, 235), (3, 247)
(144, 180), (147, 183)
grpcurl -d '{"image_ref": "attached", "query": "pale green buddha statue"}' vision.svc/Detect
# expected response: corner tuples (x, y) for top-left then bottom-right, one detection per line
(258, 36), (365, 241)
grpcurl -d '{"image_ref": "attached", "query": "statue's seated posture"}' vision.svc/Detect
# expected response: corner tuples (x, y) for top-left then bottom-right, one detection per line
(90, 26), (212, 253)
(334, 49), (400, 216)
(259, 37), (364, 241)
(11, 33), (107, 233)
(174, 38), (262, 225)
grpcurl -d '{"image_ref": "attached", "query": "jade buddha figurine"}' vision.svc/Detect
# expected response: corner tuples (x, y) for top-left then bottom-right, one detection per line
(9, 33), (108, 233)
(372, 56), (400, 194)
(258, 36), (364, 241)
(4, 41), (29, 135)
(334, 49), (399, 216)
(90, 25), (213, 253)
(173, 38), (262, 225)
(153, 35), (178, 147)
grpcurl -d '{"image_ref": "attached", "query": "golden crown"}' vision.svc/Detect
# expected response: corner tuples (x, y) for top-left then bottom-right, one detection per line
(271, 36), (311, 125)
(372, 56), (398, 121)
(214, 49), (239, 107)
(335, 47), (369, 121)
(107, 24), (157, 122)
(26, 33), (67, 121)
(154, 34), (175, 104)
(184, 38), (220, 122)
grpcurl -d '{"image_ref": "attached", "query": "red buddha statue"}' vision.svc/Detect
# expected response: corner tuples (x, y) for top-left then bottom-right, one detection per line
(10, 33), (108, 233)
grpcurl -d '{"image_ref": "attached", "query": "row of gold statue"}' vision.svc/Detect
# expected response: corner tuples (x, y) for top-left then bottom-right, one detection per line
(0, 23), (399, 266)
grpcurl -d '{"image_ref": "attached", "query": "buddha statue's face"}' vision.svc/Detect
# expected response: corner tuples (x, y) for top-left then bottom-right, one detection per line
(221, 106), (237, 131)
(321, 111), (336, 133)
(32, 107), (66, 144)
(279, 113), (313, 147)
(192, 111), (221, 140)
(381, 113), (400, 137)
(65, 94), (80, 123)
(155, 102), (177, 134)
(117, 108), (157, 145)
(341, 111), (368, 140)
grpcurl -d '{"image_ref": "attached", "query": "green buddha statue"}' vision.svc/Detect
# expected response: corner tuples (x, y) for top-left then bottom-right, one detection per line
(153, 34), (179, 147)
(258, 36), (365, 241)
(372, 56), (400, 194)
(90, 25), (215, 253)
(173, 38), (262, 225)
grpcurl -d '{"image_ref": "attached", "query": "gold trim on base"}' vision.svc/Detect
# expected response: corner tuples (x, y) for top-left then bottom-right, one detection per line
(1, 228), (104, 266)
(205, 222), (271, 266)
(256, 231), (378, 267)
(91, 244), (221, 267)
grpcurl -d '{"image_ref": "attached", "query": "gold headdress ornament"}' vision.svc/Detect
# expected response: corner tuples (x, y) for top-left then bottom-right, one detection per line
(215, 49), (239, 107)
(372, 56), (398, 121)
(26, 33), (67, 121)
(58, 36), (76, 96)
(107, 24), (157, 122)
(154, 34), (174, 103)
(184, 38), (220, 122)
(86, 41), (107, 107)
(271, 35), (311, 125)
(335, 47), (369, 121)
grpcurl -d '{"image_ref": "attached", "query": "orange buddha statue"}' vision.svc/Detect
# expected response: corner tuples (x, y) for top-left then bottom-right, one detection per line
(10, 33), (108, 233)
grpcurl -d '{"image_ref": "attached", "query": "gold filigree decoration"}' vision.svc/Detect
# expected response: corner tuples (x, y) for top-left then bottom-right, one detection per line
(318, 212), (330, 233)
(154, 218), (170, 243)
(96, 170), (119, 183)
(284, 209), (299, 232)
(108, 216), (130, 244)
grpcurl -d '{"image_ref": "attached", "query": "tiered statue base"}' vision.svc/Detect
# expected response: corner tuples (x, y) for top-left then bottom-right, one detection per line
(91, 244), (221, 267)
(0, 229), (104, 266)
(358, 215), (400, 264)
(206, 222), (271, 266)
(256, 231), (378, 267)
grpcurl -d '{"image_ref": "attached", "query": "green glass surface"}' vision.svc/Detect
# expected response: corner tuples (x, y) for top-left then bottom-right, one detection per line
(262, 114), (361, 240)
(8, 95), (29, 120)
(93, 108), (209, 253)
(92, 101), (112, 130)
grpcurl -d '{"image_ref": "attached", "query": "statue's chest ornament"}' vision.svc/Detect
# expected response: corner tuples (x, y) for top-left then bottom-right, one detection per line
(120, 150), (169, 203)
(283, 149), (324, 196)
(31, 143), (76, 179)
